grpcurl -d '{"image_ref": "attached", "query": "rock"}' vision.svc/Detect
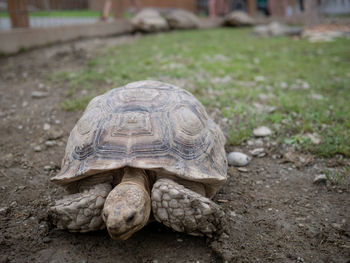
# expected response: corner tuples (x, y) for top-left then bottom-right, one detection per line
(310, 93), (324, 100)
(304, 133), (321, 144)
(224, 11), (255, 27)
(247, 138), (264, 146)
(254, 76), (265, 82)
(163, 9), (199, 29)
(313, 174), (327, 184)
(44, 165), (51, 171)
(43, 123), (51, 131)
(42, 237), (51, 243)
(47, 129), (64, 140)
(45, 141), (56, 147)
(31, 91), (49, 98)
(254, 22), (303, 37)
(22, 101), (28, 107)
(284, 150), (313, 168)
(227, 152), (251, 167)
(0, 206), (9, 215)
(238, 167), (248, 172)
(253, 102), (276, 114)
(250, 148), (265, 157)
(132, 9), (169, 32)
(34, 145), (42, 152)
(280, 82), (288, 89)
(291, 79), (310, 90)
(253, 126), (272, 137)
(10, 201), (17, 208)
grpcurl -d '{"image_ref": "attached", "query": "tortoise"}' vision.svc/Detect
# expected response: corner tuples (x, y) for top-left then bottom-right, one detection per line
(50, 80), (227, 240)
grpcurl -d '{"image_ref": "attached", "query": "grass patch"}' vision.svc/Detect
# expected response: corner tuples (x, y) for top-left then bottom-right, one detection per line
(52, 28), (350, 157)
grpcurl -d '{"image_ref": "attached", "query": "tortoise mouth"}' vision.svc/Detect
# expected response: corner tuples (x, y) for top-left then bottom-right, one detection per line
(107, 226), (139, 240)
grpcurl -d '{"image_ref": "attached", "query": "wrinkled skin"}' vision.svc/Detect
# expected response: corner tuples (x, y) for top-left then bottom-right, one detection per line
(102, 182), (151, 240)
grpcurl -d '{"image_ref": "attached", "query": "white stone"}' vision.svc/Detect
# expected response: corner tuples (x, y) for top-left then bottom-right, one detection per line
(43, 123), (51, 131)
(253, 126), (272, 137)
(34, 145), (42, 152)
(227, 152), (251, 167)
(250, 148), (265, 156)
(313, 174), (327, 184)
(280, 82), (288, 89)
(304, 133), (321, 144)
(45, 140), (56, 147)
(32, 91), (49, 98)
(254, 75), (265, 82)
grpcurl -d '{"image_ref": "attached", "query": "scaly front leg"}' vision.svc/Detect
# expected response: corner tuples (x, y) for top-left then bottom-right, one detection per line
(50, 183), (112, 232)
(151, 178), (224, 237)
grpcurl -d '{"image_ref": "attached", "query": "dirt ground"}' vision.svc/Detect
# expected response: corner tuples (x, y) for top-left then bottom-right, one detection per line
(0, 36), (349, 263)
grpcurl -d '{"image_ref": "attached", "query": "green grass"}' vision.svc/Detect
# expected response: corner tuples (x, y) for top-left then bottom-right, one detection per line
(52, 28), (350, 157)
(0, 10), (100, 18)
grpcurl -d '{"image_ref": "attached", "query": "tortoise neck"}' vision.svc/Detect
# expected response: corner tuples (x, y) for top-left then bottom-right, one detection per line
(120, 167), (150, 194)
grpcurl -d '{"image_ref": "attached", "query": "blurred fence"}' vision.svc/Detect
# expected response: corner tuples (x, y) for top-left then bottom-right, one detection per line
(0, 0), (100, 31)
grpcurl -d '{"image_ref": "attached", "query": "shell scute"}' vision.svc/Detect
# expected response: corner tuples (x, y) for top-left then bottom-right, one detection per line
(52, 81), (227, 196)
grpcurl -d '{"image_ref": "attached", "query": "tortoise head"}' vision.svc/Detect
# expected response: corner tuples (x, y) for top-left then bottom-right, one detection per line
(102, 169), (151, 240)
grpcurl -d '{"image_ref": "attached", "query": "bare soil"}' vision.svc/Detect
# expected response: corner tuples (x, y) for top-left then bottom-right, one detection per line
(0, 36), (349, 263)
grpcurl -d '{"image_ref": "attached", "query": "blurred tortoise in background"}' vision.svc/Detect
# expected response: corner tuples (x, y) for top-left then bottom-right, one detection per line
(50, 80), (227, 240)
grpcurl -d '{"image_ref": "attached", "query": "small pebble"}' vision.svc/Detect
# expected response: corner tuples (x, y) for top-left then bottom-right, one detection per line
(44, 165), (51, 171)
(0, 206), (9, 215)
(238, 168), (248, 172)
(331, 223), (342, 230)
(253, 126), (272, 137)
(313, 174), (327, 184)
(227, 152), (251, 167)
(280, 82), (288, 89)
(42, 237), (51, 243)
(45, 140), (56, 147)
(304, 133), (321, 144)
(34, 146), (42, 152)
(32, 91), (49, 98)
(250, 148), (265, 156)
(254, 76), (265, 82)
(43, 123), (51, 131)
(48, 129), (63, 140)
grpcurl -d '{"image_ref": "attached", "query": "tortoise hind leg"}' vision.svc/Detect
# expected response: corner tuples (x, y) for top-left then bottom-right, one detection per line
(50, 183), (112, 233)
(151, 178), (224, 237)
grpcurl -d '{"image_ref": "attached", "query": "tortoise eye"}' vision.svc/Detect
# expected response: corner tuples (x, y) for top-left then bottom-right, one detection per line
(126, 213), (136, 223)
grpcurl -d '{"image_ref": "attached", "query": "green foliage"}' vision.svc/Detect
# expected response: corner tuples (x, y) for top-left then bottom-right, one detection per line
(53, 28), (350, 157)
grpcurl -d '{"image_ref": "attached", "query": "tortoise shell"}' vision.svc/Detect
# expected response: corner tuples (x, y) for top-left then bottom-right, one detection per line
(51, 80), (227, 197)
